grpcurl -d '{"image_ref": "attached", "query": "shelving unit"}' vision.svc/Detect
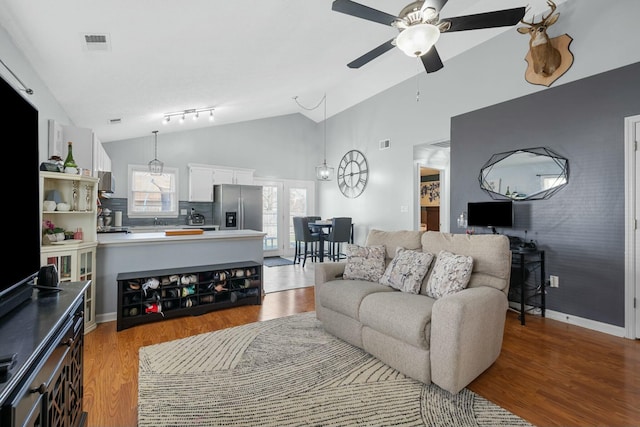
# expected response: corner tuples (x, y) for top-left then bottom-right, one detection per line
(509, 249), (546, 325)
(116, 261), (262, 331)
(40, 171), (99, 333)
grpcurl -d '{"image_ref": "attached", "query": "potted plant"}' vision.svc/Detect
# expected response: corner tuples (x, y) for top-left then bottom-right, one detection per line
(43, 219), (65, 243)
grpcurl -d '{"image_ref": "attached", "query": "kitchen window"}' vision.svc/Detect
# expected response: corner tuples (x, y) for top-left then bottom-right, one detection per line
(127, 165), (179, 218)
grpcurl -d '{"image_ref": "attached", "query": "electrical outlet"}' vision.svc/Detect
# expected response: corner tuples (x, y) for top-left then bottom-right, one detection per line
(180, 209), (187, 215)
(400, 205), (408, 213)
(549, 275), (559, 288)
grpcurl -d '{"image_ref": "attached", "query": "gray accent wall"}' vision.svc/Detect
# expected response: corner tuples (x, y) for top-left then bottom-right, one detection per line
(451, 62), (640, 327)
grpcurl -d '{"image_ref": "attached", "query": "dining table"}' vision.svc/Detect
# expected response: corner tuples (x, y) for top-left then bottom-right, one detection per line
(308, 220), (354, 262)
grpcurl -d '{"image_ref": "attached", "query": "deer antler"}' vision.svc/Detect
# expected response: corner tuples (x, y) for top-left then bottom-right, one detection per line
(520, 0), (557, 26)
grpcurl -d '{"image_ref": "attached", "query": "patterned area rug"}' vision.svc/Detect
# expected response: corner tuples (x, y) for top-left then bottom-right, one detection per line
(138, 312), (532, 427)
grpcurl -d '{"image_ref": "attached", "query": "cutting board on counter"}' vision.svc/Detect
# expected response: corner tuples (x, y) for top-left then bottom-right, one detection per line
(165, 229), (204, 236)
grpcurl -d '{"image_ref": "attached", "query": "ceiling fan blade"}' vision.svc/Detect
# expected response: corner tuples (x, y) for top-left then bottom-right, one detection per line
(443, 7), (526, 32)
(332, 0), (398, 26)
(347, 39), (395, 69)
(421, 47), (444, 73)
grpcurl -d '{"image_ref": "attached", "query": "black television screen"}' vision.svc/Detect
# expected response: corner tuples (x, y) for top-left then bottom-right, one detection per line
(0, 74), (40, 313)
(467, 201), (513, 228)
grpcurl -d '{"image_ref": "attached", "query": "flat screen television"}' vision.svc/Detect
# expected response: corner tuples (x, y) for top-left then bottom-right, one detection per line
(0, 73), (40, 319)
(467, 201), (513, 231)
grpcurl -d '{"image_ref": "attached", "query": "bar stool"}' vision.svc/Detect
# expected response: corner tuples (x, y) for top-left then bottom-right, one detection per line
(326, 217), (352, 261)
(293, 216), (319, 267)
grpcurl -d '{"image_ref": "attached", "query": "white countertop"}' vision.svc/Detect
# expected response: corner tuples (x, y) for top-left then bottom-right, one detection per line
(97, 229), (266, 247)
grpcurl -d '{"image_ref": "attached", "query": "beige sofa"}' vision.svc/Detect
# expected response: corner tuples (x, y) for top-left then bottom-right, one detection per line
(314, 230), (511, 394)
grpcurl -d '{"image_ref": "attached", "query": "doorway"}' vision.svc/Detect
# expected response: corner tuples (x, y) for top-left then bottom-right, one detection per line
(420, 167), (440, 231)
(414, 141), (451, 233)
(254, 178), (315, 258)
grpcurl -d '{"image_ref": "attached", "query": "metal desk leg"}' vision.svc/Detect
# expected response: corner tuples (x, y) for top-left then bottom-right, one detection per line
(520, 253), (526, 325)
(540, 251), (546, 318)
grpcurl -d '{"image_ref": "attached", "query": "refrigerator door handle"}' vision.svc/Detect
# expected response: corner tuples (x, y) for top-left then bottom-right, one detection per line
(238, 197), (243, 229)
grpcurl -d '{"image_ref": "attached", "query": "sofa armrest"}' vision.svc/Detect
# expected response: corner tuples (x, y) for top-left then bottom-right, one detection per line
(430, 286), (508, 394)
(314, 262), (346, 287)
(314, 262), (346, 320)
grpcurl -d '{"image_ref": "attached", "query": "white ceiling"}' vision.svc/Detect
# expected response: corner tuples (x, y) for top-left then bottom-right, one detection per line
(0, 0), (554, 142)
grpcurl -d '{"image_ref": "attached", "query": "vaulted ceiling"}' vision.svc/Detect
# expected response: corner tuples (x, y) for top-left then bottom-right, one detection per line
(0, 0), (556, 142)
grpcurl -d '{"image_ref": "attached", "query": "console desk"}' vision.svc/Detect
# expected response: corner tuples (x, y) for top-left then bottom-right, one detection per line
(510, 249), (545, 325)
(0, 281), (89, 427)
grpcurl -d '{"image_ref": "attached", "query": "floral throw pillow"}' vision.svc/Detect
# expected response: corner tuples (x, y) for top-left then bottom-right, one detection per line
(343, 244), (386, 282)
(379, 248), (434, 294)
(425, 250), (474, 299)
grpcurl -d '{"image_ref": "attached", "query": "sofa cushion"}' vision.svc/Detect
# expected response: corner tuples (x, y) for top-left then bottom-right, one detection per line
(359, 291), (435, 349)
(425, 250), (473, 299)
(317, 279), (394, 320)
(343, 244), (386, 282)
(365, 229), (423, 262)
(421, 231), (511, 295)
(379, 248), (434, 294)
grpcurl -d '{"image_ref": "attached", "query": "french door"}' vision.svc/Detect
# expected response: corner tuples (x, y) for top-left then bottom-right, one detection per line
(255, 178), (315, 258)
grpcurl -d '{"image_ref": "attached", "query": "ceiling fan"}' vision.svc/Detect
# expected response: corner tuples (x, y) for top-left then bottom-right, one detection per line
(332, 0), (526, 73)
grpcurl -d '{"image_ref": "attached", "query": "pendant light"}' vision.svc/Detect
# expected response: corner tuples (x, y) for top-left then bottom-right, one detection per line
(293, 93), (334, 181)
(315, 94), (334, 181)
(148, 130), (164, 175)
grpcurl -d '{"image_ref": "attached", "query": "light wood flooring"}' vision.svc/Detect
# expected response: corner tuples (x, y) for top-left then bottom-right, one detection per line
(84, 261), (640, 427)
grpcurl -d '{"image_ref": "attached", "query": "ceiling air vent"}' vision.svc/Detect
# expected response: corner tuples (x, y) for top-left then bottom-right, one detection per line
(379, 139), (390, 150)
(82, 33), (111, 51)
(109, 118), (122, 125)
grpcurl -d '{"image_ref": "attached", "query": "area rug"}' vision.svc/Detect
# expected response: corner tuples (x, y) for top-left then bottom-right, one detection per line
(138, 312), (532, 427)
(263, 256), (294, 267)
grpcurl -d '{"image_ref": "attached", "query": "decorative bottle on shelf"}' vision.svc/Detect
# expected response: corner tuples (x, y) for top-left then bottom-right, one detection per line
(63, 141), (78, 174)
(505, 186), (511, 197)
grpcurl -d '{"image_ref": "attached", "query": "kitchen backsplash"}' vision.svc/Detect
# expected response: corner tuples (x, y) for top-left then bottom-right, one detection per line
(99, 198), (214, 227)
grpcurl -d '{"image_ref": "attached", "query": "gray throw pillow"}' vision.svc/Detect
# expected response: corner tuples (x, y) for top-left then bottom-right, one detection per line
(343, 244), (386, 282)
(379, 247), (434, 294)
(425, 250), (474, 299)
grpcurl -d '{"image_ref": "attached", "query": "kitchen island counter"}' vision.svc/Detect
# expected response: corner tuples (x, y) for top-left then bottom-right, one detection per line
(98, 229), (264, 246)
(96, 229), (265, 322)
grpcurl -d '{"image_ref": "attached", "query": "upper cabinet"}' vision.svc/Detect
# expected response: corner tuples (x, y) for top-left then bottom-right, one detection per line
(48, 120), (111, 176)
(188, 164), (255, 201)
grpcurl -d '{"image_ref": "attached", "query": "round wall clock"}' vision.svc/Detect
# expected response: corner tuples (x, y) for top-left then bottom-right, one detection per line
(337, 149), (369, 198)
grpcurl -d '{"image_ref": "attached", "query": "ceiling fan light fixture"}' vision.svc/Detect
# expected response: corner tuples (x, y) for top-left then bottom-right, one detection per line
(396, 23), (440, 57)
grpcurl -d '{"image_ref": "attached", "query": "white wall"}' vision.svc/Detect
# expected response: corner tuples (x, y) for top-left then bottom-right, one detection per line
(0, 26), (72, 161)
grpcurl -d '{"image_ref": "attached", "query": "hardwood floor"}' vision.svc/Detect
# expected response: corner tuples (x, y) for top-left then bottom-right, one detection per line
(83, 262), (640, 427)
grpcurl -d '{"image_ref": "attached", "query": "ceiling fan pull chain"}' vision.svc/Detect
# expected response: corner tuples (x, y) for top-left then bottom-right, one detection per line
(416, 60), (421, 102)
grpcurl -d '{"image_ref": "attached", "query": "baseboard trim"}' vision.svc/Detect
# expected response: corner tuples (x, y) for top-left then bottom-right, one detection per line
(508, 302), (626, 337)
(97, 312), (117, 324)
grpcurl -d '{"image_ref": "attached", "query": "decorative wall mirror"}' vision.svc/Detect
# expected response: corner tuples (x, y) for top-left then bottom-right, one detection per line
(478, 147), (569, 201)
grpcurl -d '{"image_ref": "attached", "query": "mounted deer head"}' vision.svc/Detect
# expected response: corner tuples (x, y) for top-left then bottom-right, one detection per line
(518, 0), (561, 77)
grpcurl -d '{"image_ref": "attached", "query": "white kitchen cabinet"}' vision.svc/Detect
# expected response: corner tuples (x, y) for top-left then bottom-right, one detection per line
(41, 244), (97, 333)
(188, 164), (255, 201)
(212, 168), (234, 185)
(48, 119), (112, 176)
(188, 166), (215, 201)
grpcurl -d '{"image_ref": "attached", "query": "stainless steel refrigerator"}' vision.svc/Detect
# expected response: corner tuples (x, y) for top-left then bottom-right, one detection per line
(213, 184), (263, 231)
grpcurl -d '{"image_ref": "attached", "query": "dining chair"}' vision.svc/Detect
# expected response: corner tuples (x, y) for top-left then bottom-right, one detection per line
(326, 217), (352, 262)
(293, 216), (319, 267)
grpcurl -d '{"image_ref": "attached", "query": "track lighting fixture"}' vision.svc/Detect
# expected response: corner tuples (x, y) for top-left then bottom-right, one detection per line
(162, 107), (215, 125)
